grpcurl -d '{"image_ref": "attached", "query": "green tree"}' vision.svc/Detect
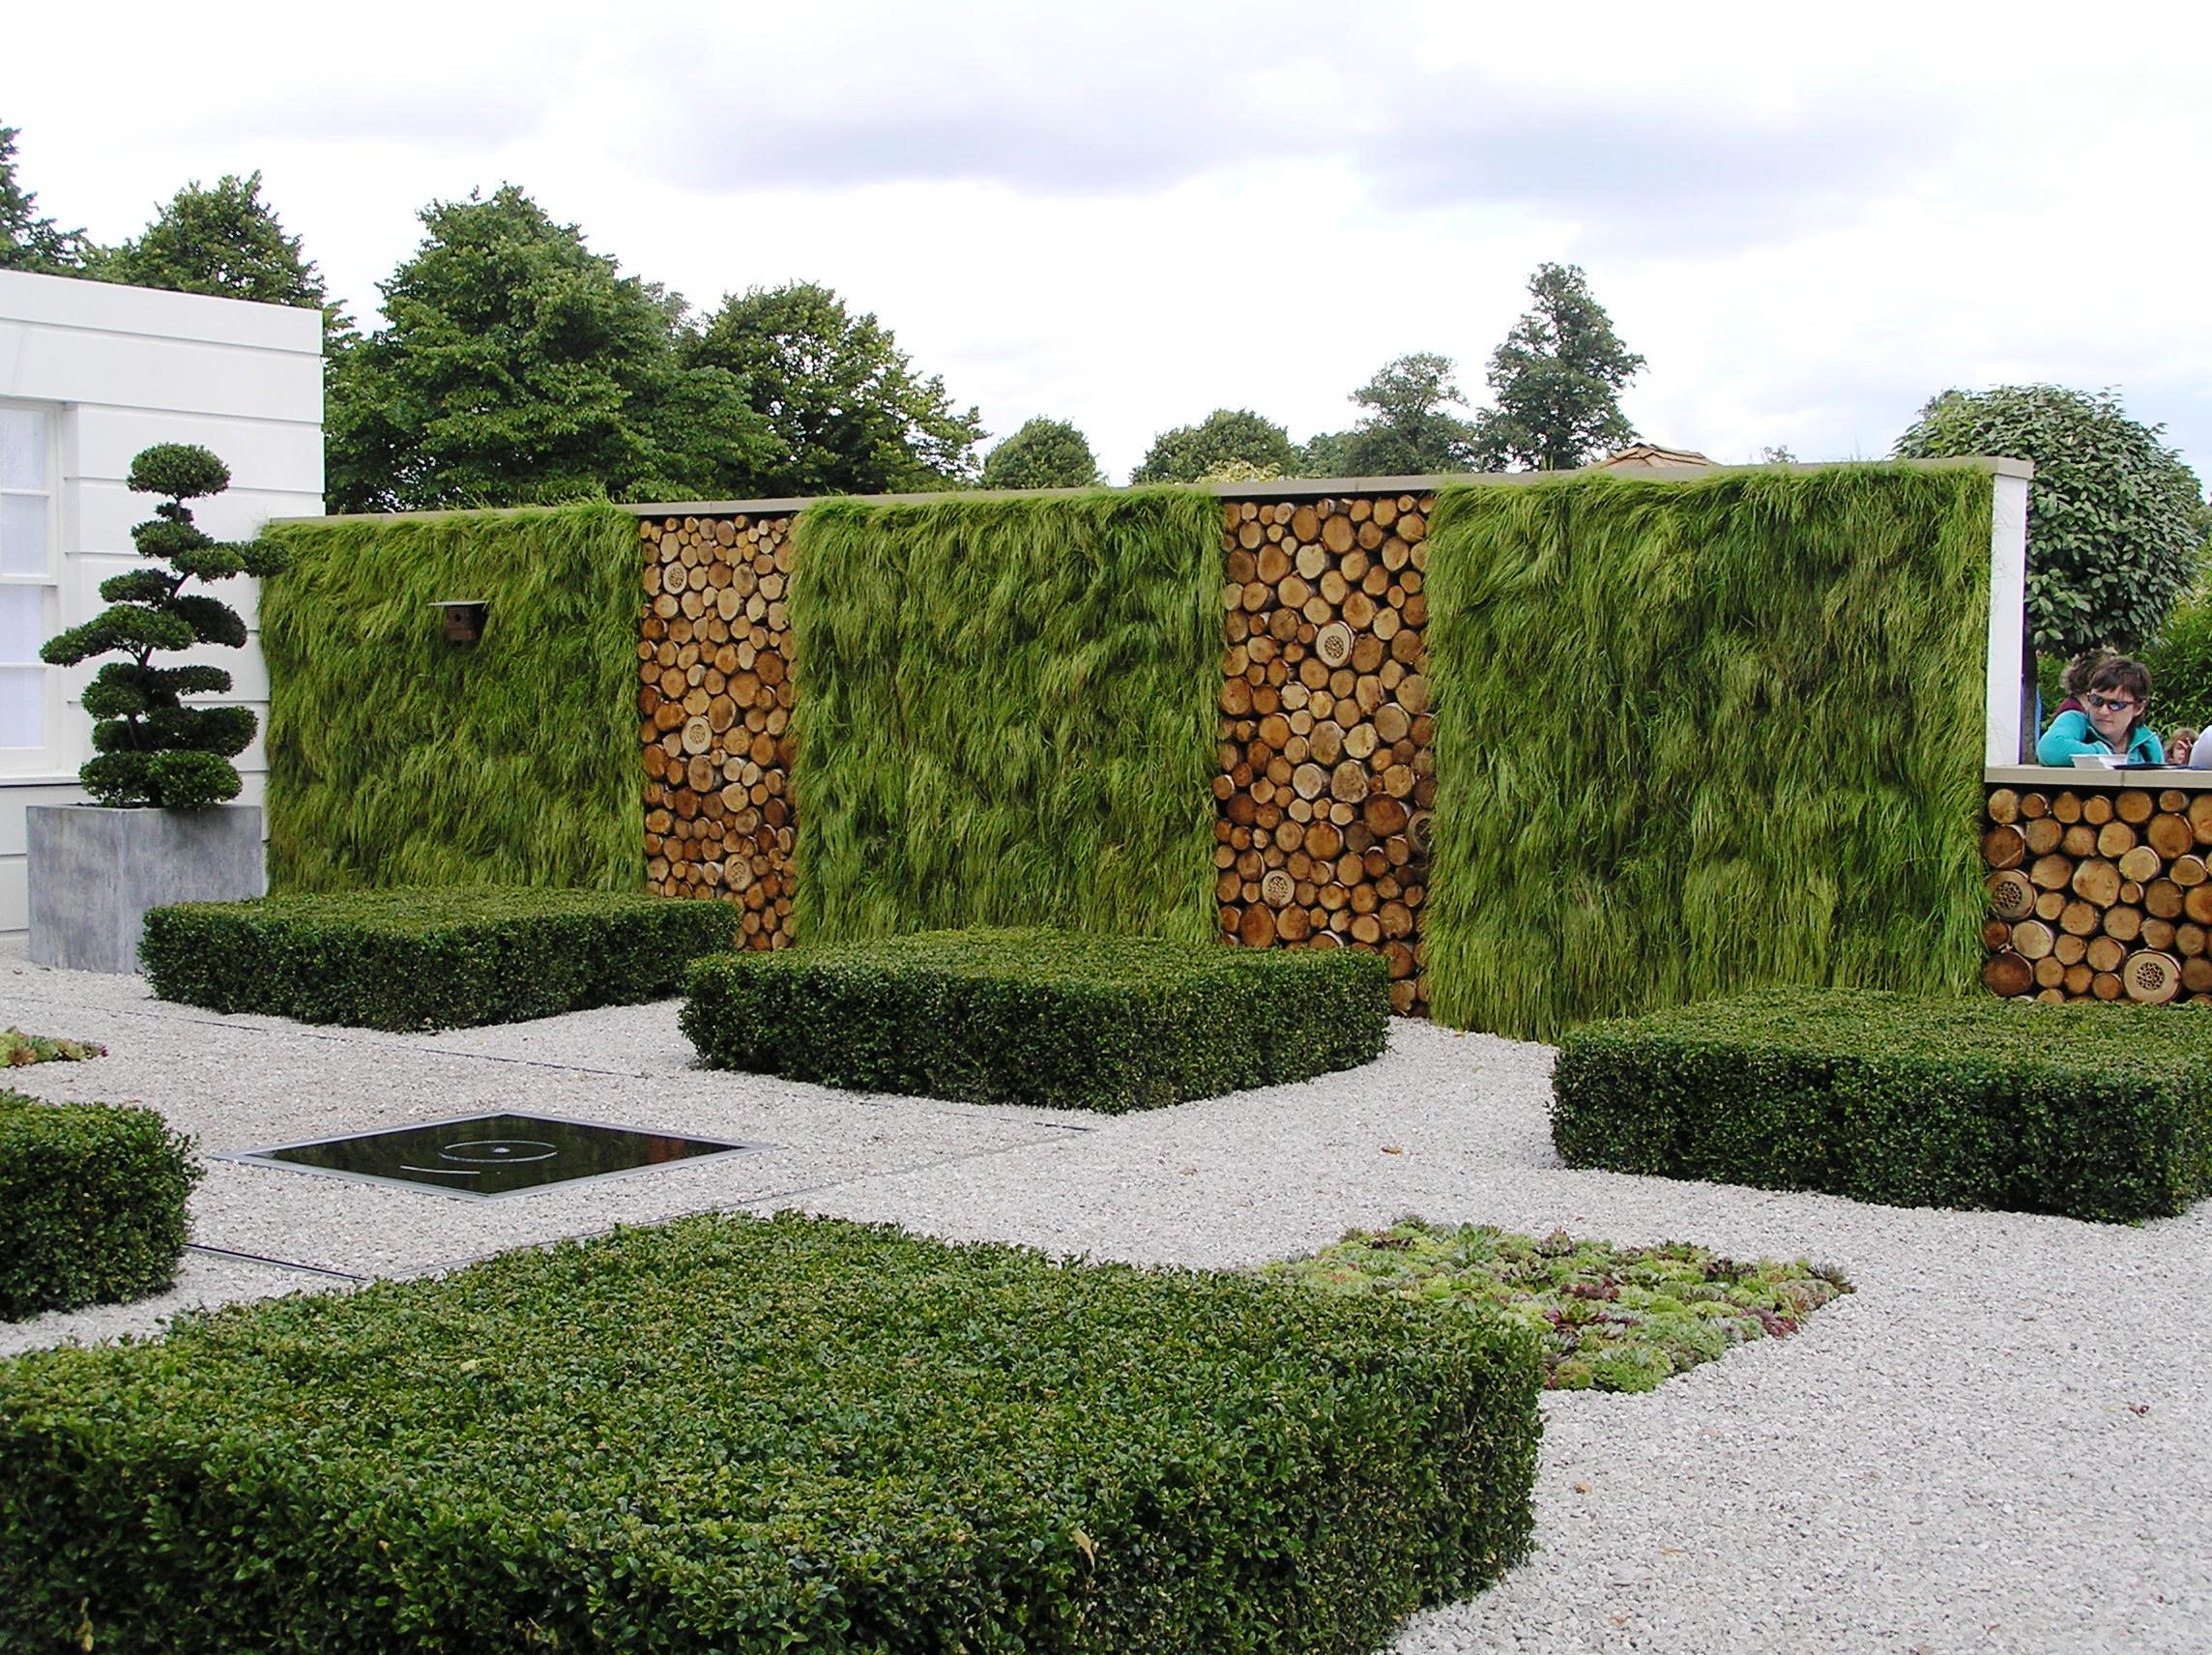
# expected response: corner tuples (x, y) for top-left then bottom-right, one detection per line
(979, 417), (1103, 489)
(1334, 353), (1478, 476)
(325, 187), (758, 511)
(101, 173), (334, 310)
(1894, 384), (2209, 655)
(1130, 409), (1298, 484)
(1470, 262), (1645, 471)
(40, 444), (285, 808)
(0, 123), (92, 273)
(682, 282), (984, 497)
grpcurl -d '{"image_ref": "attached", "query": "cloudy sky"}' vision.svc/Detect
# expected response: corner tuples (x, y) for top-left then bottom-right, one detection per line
(8, 0), (2210, 487)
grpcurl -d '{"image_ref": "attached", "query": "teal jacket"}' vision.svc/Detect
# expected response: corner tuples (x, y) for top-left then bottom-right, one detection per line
(2036, 708), (2165, 765)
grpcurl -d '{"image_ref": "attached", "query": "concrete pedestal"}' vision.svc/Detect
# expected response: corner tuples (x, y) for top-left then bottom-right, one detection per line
(27, 804), (265, 973)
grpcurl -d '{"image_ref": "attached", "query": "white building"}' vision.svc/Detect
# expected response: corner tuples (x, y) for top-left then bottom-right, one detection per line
(0, 269), (323, 944)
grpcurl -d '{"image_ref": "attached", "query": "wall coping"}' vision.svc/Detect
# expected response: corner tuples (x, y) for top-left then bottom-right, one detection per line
(274, 456), (2034, 525)
(1985, 765), (2212, 791)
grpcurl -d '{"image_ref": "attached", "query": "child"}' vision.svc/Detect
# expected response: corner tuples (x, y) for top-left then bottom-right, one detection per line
(2036, 656), (2165, 765)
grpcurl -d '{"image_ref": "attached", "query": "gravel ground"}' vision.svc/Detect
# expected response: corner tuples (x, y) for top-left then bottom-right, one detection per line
(6, 944), (2209, 1654)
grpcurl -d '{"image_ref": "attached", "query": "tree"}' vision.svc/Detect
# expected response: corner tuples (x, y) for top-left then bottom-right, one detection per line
(979, 417), (1102, 489)
(102, 174), (327, 306)
(324, 187), (758, 512)
(682, 282), (984, 498)
(40, 444), (284, 808)
(1333, 353), (1478, 476)
(1129, 409), (1298, 484)
(1895, 384), (2210, 656)
(1470, 262), (1645, 471)
(0, 123), (92, 274)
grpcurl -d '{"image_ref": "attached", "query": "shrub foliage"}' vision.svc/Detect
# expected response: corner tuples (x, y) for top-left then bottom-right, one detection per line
(0, 1090), (200, 1321)
(1551, 988), (2212, 1222)
(683, 926), (1389, 1111)
(261, 505), (640, 891)
(1421, 466), (1994, 1039)
(0, 1211), (1542, 1653)
(141, 886), (735, 1031)
(792, 490), (1223, 944)
(39, 444), (284, 807)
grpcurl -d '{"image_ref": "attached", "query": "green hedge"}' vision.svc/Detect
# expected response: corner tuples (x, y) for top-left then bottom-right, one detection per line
(1551, 988), (2212, 1221)
(141, 886), (737, 1031)
(681, 926), (1389, 1111)
(791, 489), (1224, 945)
(0, 1211), (1542, 1653)
(261, 505), (641, 892)
(1, 1091), (200, 1321)
(1422, 466), (1995, 1039)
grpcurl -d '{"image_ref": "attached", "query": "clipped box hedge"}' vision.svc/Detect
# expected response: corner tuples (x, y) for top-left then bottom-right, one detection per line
(1, 1090), (201, 1321)
(681, 926), (1391, 1111)
(141, 886), (737, 1031)
(0, 1211), (1542, 1654)
(1552, 989), (2212, 1222)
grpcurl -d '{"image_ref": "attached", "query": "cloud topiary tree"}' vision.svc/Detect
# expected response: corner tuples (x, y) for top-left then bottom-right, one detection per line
(40, 444), (285, 808)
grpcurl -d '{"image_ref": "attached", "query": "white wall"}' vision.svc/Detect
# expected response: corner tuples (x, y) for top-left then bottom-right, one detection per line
(0, 270), (323, 941)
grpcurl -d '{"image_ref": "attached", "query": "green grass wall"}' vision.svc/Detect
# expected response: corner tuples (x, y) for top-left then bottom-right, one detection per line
(262, 505), (642, 891)
(1421, 465), (1995, 1039)
(792, 489), (1224, 944)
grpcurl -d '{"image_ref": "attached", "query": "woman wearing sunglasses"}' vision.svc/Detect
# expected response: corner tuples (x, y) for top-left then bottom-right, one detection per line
(2036, 656), (2166, 765)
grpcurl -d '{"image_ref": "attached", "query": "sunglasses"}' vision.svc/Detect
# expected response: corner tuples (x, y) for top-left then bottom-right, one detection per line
(2084, 693), (2141, 712)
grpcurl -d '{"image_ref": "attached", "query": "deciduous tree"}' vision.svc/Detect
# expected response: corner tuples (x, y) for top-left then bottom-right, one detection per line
(1895, 384), (2209, 655)
(979, 417), (1102, 489)
(682, 282), (983, 497)
(1335, 353), (1478, 476)
(1130, 409), (1298, 484)
(0, 123), (92, 274)
(1470, 263), (1645, 471)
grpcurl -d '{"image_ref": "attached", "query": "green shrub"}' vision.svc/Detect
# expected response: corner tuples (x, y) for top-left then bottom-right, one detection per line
(0, 1091), (200, 1321)
(3, 1028), (106, 1065)
(141, 886), (737, 1031)
(1552, 988), (2212, 1221)
(0, 1211), (1542, 1654)
(682, 926), (1389, 1111)
(2143, 592), (2212, 730)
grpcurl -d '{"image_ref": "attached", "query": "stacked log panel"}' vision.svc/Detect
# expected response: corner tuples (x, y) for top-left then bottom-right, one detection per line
(1211, 493), (1438, 1014)
(1980, 781), (2212, 1004)
(638, 514), (797, 949)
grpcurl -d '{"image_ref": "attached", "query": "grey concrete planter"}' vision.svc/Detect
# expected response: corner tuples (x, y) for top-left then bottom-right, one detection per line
(27, 804), (266, 973)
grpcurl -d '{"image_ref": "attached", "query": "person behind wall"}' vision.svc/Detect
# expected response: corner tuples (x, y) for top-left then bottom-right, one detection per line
(2036, 656), (2166, 765)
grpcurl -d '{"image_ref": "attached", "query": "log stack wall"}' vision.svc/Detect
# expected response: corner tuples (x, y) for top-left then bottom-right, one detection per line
(638, 513), (797, 950)
(1980, 778), (2212, 1004)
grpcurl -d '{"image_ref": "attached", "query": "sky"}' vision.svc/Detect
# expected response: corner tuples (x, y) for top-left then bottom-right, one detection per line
(7, 0), (2211, 489)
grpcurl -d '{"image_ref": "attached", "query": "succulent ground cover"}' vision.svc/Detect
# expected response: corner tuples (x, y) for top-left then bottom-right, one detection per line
(1268, 1218), (1850, 1393)
(3, 1028), (106, 1066)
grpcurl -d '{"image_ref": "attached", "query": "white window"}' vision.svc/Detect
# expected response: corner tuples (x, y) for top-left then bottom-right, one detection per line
(0, 403), (57, 758)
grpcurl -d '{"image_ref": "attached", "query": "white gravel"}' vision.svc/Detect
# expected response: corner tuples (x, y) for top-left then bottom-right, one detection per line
(6, 943), (2209, 1654)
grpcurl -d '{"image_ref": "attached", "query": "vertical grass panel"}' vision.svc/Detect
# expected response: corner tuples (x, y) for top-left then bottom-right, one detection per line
(1423, 466), (1994, 1039)
(792, 489), (1225, 944)
(261, 505), (642, 891)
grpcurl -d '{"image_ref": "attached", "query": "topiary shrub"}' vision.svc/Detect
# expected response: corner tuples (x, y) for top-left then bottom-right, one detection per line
(1552, 988), (2212, 1222)
(0, 1090), (200, 1321)
(38, 444), (285, 808)
(682, 926), (1390, 1110)
(0, 1211), (1542, 1652)
(141, 886), (739, 1031)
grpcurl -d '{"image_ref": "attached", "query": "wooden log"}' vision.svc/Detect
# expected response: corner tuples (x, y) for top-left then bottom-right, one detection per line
(2149, 812), (2196, 859)
(2027, 854), (2073, 890)
(2034, 889), (2067, 921)
(2071, 859), (2122, 907)
(2104, 905), (2144, 943)
(1986, 868), (2035, 919)
(2118, 844), (2163, 884)
(2191, 793), (2212, 845)
(2061, 825), (2097, 858)
(2059, 900), (2101, 936)
(1986, 787), (2020, 824)
(2092, 972), (2124, 1001)
(2034, 954), (2066, 989)
(2146, 879), (2186, 918)
(2018, 792), (2050, 819)
(2086, 935), (2127, 973)
(2052, 791), (2082, 824)
(2096, 820), (2137, 857)
(2140, 915), (2175, 951)
(2179, 923), (2209, 959)
(2187, 883), (2212, 925)
(2184, 955), (2212, 995)
(2052, 932), (2088, 967)
(1982, 826), (2027, 869)
(2173, 854), (2209, 888)
(2064, 962), (2095, 995)
(2010, 920), (2054, 960)
(2118, 789), (2156, 823)
(1982, 950), (2033, 996)
(2081, 793), (2114, 826)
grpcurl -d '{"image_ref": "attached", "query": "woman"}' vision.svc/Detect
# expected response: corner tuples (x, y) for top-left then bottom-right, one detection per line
(2036, 656), (2165, 765)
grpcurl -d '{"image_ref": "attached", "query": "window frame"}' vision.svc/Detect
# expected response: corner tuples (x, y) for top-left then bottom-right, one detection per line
(0, 399), (62, 772)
